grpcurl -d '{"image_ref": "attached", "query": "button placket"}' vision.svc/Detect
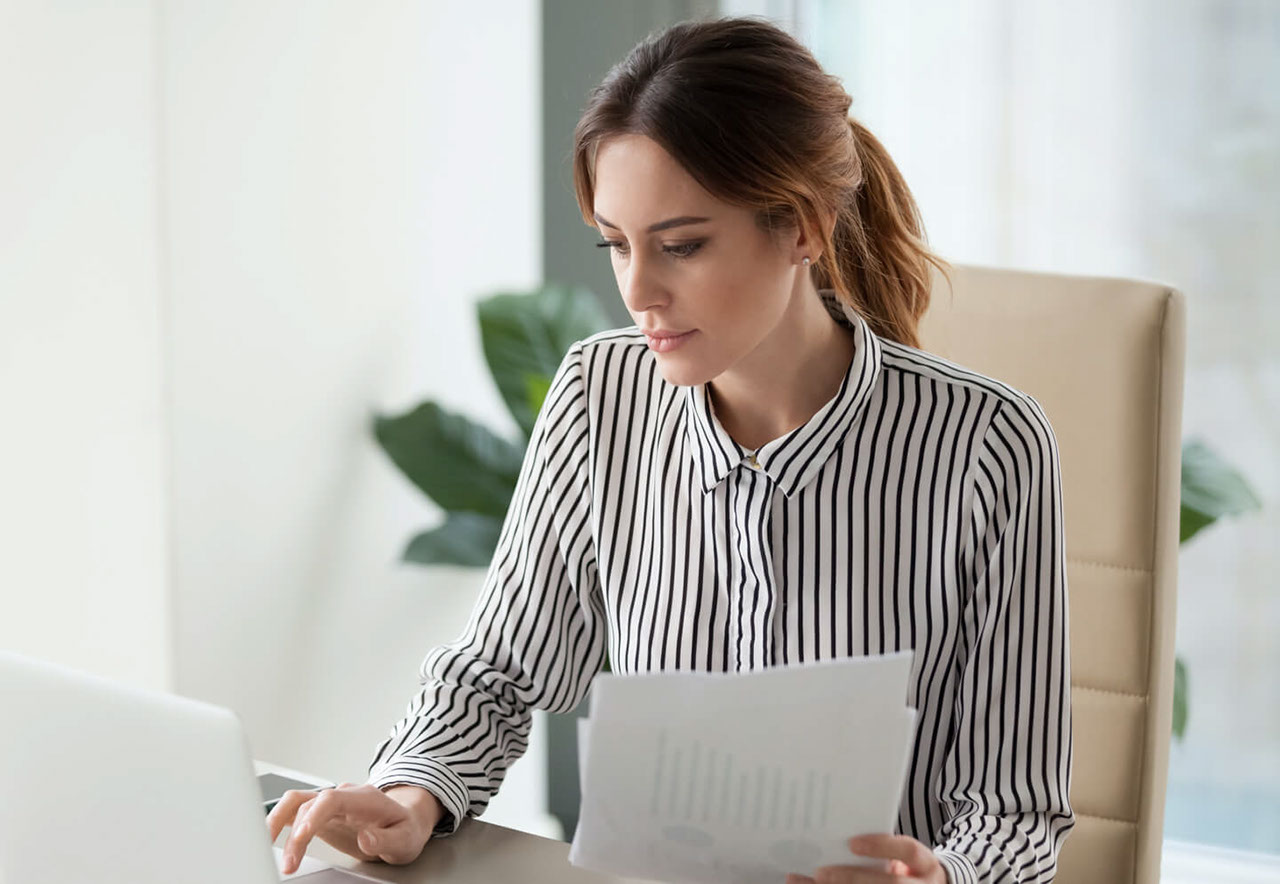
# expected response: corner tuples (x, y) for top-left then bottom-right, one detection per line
(727, 466), (778, 671)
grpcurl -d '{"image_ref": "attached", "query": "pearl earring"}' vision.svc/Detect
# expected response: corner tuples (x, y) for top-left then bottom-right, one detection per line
(802, 256), (811, 266)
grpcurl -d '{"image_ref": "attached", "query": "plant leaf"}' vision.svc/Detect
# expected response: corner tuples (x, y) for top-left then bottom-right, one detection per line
(1172, 655), (1188, 740)
(372, 402), (522, 518)
(479, 285), (612, 439)
(525, 374), (553, 417)
(1180, 438), (1263, 544)
(403, 512), (505, 567)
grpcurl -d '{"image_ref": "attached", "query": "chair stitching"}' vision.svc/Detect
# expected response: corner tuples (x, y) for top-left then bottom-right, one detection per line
(1076, 811), (1138, 826)
(1066, 557), (1152, 575)
(1072, 685), (1147, 700)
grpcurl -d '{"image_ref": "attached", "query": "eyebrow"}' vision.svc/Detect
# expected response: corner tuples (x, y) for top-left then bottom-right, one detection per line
(593, 213), (712, 233)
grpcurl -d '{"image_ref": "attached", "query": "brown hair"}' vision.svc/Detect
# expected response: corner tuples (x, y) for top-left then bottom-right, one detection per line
(571, 16), (950, 349)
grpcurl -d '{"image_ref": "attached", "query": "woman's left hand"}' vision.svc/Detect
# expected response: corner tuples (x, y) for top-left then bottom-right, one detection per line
(784, 834), (947, 884)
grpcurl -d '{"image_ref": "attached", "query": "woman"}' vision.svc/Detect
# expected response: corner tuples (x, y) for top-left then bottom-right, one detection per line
(270, 17), (1074, 884)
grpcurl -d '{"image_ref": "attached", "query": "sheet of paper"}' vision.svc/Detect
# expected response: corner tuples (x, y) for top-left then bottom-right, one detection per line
(569, 653), (917, 884)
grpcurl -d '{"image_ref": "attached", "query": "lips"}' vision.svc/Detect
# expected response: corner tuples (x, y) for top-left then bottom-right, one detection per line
(643, 328), (697, 353)
(643, 329), (692, 339)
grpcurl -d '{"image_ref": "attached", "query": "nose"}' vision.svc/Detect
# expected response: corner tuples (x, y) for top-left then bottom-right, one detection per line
(618, 253), (668, 315)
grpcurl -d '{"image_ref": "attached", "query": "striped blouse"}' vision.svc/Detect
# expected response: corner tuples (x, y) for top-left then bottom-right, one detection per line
(368, 290), (1075, 884)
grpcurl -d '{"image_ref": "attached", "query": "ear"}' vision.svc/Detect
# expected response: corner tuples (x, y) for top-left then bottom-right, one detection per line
(793, 208), (837, 264)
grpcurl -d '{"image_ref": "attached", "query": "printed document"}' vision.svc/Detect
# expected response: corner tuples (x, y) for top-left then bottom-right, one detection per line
(569, 652), (917, 884)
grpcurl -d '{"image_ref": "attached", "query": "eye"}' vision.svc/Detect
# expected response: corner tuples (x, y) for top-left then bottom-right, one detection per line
(593, 239), (705, 260)
(595, 239), (629, 257)
(663, 240), (705, 259)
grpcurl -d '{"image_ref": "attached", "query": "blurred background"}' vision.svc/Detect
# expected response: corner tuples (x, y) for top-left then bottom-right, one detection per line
(0, 0), (1275, 875)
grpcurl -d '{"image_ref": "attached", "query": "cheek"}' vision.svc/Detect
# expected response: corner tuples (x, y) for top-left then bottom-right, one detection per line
(686, 250), (761, 307)
(707, 234), (788, 288)
(692, 252), (787, 324)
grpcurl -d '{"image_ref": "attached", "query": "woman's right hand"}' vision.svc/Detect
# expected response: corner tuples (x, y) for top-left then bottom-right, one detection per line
(266, 782), (445, 875)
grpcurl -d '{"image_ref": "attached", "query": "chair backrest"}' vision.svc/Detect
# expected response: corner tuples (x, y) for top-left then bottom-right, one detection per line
(918, 263), (1186, 884)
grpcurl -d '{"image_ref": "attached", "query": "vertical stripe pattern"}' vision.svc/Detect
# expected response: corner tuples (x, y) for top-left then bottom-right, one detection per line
(368, 291), (1074, 883)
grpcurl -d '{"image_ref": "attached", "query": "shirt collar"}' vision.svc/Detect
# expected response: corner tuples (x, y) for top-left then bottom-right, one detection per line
(684, 290), (884, 498)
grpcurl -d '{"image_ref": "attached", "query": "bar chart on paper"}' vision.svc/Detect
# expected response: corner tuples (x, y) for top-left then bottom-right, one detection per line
(648, 729), (835, 868)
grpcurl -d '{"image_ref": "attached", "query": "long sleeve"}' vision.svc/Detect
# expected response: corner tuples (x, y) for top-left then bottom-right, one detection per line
(366, 342), (606, 836)
(933, 394), (1075, 883)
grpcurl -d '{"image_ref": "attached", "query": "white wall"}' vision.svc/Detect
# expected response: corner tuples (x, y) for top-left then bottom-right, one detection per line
(0, 1), (171, 691)
(1, 0), (554, 838)
(160, 0), (550, 834)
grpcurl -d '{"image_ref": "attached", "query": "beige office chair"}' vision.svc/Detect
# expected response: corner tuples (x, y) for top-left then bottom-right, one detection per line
(918, 263), (1186, 884)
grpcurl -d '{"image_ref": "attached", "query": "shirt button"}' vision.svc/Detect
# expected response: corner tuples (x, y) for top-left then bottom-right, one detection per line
(746, 452), (761, 469)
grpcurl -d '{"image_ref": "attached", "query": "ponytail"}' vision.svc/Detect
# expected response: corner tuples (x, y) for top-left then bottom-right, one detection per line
(813, 119), (950, 350)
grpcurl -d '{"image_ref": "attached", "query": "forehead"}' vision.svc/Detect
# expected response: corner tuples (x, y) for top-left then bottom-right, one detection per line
(592, 134), (722, 224)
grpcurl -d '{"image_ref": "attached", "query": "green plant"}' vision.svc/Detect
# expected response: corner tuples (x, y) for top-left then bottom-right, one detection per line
(372, 284), (612, 568)
(1173, 438), (1263, 740)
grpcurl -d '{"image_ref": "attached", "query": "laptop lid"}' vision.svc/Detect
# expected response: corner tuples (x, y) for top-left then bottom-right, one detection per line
(0, 651), (279, 884)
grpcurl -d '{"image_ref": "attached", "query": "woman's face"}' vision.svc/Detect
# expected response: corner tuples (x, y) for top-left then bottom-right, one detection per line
(592, 134), (806, 387)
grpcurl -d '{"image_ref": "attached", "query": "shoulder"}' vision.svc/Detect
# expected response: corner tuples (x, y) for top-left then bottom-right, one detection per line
(577, 326), (651, 357)
(547, 327), (647, 384)
(877, 336), (1058, 450)
(563, 326), (664, 393)
(539, 327), (664, 430)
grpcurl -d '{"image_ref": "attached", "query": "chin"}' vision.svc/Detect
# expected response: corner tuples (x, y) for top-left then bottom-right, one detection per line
(651, 353), (719, 388)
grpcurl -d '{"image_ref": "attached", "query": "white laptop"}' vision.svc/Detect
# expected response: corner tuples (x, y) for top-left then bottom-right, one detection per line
(0, 651), (368, 884)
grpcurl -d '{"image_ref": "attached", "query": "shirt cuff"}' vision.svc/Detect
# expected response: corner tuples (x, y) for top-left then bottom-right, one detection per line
(933, 847), (979, 884)
(367, 756), (469, 838)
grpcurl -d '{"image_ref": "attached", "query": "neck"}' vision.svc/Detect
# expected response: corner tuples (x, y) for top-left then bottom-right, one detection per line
(708, 283), (857, 451)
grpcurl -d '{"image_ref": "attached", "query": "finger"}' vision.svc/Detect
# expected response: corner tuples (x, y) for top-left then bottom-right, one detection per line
(356, 826), (400, 864)
(847, 834), (933, 871)
(358, 820), (429, 865)
(285, 786), (413, 871)
(281, 796), (321, 874)
(266, 789), (320, 843)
